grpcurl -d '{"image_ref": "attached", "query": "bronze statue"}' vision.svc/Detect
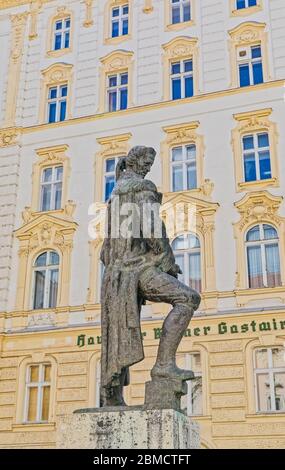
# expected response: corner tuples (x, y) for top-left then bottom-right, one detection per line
(100, 146), (201, 409)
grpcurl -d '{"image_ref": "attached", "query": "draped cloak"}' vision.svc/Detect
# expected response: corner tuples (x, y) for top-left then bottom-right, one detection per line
(100, 173), (176, 390)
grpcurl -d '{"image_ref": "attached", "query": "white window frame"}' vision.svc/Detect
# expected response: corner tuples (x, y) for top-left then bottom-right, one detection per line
(47, 84), (68, 123)
(242, 132), (271, 182)
(40, 165), (63, 211)
(184, 353), (203, 416)
(170, 144), (197, 191)
(107, 73), (128, 112)
(245, 224), (280, 288)
(103, 156), (120, 201)
(111, 3), (129, 37)
(23, 363), (51, 423)
(172, 233), (201, 290)
(32, 251), (60, 310)
(254, 347), (285, 413)
(170, 59), (193, 99)
(53, 17), (71, 50)
(238, 44), (263, 87)
(171, 0), (191, 24)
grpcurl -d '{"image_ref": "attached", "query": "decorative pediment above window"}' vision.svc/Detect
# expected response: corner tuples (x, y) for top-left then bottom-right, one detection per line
(100, 50), (134, 73)
(163, 121), (200, 145)
(162, 36), (198, 58)
(15, 213), (78, 253)
(41, 63), (73, 85)
(97, 133), (132, 158)
(228, 21), (266, 46)
(234, 191), (284, 232)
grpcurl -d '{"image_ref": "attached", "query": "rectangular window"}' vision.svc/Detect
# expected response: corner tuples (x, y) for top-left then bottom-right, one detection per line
(171, 144), (197, 191)
(171, 0), (191, 24)
(104, 157), (119, 201)
(254, 348), (285, 413)
(243, 132), (271, 182)
(47, 85), (68, 123)
(171, 59), (193, 100)
(53, 17), (71, 50)
(24, 364), (51, 423)
(40, 166), (63, 211)
(107, 73), (128, 112)
(238, 45), (264, 87)
(237, 0), (257, 9)
(181, 353), (202, 416)
(111, 4), (129, 38)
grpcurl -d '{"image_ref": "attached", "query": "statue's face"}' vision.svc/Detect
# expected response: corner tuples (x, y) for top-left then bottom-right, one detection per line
(136, 149), (155, 177)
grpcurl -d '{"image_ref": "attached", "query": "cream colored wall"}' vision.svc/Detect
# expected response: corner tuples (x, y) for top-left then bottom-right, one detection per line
(1, 311), (285, 448)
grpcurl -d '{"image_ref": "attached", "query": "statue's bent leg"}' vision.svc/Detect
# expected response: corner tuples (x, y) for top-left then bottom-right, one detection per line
(139, 268), (201, 380)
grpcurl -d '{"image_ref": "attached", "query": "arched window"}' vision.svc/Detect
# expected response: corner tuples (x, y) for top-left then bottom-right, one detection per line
(172, 233), (201, 292)
(33, 251), (60, 309)
(171, 144), (197, 191)
(246, 224), (281, 288)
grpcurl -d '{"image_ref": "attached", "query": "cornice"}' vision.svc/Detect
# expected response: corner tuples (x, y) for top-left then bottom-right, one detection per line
(0, 0), (49, 10)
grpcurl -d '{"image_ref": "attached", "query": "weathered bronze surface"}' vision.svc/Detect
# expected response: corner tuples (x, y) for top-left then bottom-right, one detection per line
(100, 146), (201, 409)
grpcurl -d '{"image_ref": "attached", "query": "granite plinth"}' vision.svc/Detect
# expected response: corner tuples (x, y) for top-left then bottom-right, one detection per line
(56, 406), (200, 449)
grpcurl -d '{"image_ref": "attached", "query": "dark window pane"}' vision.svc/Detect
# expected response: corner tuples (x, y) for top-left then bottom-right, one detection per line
(253, 61), (264, 84)
(187, 163), (197, 189)
(252, 46), (261, 59)
(108, 91), (117, 111)
(172, 78), (181, 100)
(48, 103), (57, 123)
(172, 147), (183, 162)
(258, 133), (269, 148)
(249, 0), (257, 6)
(120, 88), (128, 110)
(54, 33), (62, 50)
(54, 182), (62, 210)
(55, 21), (62, 30)
(49, 88), (57, 99)
(49, 269), (58, 308)
(112, 7), (119, 17)
(237, 0), (246, 8)
(172, 5), (180, 24)
(122, 19), (128, 35)
(35, 252), (47, 267)
(106, 159), (116, 172)
(184, 60), (193, 72)
(259, 151), (271, 180)
(65, 18), (70, 28)
(109, 76), (117, 87)
(244, 153), (257, 182)
(243, 135), (254, 150)
(171, 62), (180, 75)
(112, 20), (119, 37)
(33, 271), (46, 309)
(61, 86), (68, 97)
(185, 76), (194, 97)
(105, 176), (115, 201)
(41, 185), (52, 211)
(42, 167), (52, 183)
(64, 31), (70, 48)
(239, 64), (250, 87)
(183, 3), (191, 22)
(121, 73), (128, 85)
(60, 100), (67, 121)
(172, 165), (183, 191)
(123, 5), (129, 14)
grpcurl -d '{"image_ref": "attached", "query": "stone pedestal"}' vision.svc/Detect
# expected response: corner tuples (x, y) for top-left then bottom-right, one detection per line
(56, 406), (200, 449)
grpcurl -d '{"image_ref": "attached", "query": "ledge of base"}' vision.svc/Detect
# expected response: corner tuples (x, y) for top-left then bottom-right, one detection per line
(57, 407), (200, 449)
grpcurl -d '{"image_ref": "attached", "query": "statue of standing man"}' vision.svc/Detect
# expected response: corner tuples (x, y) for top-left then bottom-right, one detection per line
(100, 146), (201, 409)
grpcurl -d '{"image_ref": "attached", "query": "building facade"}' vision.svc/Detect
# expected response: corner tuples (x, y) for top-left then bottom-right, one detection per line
(0, 0), (285, 449)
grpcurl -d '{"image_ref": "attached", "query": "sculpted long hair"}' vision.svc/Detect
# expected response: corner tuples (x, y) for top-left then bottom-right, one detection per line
(115, 146), (156, 180)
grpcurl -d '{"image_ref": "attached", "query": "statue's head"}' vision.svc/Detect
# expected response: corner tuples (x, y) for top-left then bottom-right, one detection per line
(116, 146), (156, 180)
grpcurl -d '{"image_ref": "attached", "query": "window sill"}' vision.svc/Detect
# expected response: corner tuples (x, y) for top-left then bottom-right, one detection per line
(104, 34), (131, 45)
(166, 20), (195, 31)
(238, 177), (278, 192)
(12, 422), (56, 432)
(231, 5), (262, 17)
(46, 48), (72, 58)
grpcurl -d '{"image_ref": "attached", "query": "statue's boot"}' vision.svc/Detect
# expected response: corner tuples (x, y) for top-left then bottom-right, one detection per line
(105, 385), (126, 407)
(151, 363), (194, 381)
